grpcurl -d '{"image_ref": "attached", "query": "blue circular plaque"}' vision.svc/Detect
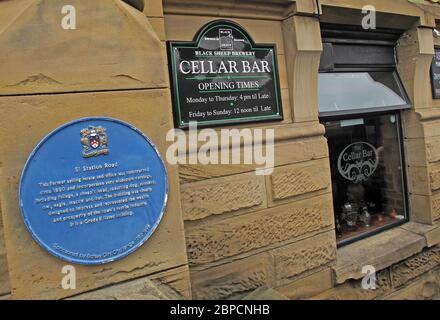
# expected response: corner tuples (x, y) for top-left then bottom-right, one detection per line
(19, 117), (168, 265)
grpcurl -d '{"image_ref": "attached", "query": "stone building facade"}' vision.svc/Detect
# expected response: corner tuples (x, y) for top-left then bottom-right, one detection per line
(1, 0), (440, 300)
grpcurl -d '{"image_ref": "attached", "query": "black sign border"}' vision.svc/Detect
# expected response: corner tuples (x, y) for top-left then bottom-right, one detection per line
(167, 19), (284, 129)
(431, 46), (440, 99)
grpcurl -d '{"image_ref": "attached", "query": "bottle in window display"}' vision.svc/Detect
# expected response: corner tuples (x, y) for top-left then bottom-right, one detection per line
(341, 202), (358, 229)
(359, 205), (371, 227)
(335, 215), (343, 237)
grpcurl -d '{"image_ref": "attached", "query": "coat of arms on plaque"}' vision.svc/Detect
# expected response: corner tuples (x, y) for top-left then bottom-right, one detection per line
(80, 126), (109, 158)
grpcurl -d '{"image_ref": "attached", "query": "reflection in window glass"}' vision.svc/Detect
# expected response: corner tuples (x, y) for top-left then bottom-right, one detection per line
(323, 113), (407, 245)
(318, 72), (408, 114)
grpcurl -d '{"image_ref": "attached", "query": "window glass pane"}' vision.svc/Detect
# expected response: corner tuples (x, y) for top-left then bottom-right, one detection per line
(318, 72), (408, 114)
(323, 113), (407, 245)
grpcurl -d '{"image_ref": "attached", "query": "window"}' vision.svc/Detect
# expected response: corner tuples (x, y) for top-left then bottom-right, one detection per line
(319, 25), (410, 246)
(323, 114), (407, 245)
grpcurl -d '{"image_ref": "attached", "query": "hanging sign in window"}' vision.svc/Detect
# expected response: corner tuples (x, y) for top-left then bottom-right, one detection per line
(337, 142), (379, 183)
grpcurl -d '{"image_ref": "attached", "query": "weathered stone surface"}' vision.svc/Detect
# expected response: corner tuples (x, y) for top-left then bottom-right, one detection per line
(405, 138), (428, 167)
(149, 265), (192, 299)
(242, 286), (289, 300)
(282, 15), (322, 123)
(186, 193), (334, 265)
(411, 194), (436, 224)
(179, 135), (328, 183)
(148, 17), (166, 41)
(430, 164), (440, 192)
(0, 205), (10, 296)
(271, 231), (336, 286)
(191, 252), (274, 300)
(433, 194), (440, 221)
(0, 294), (11, 300)
(69, 266), (189, 300)
(164, 14), (285, 54)
(426, 136), (440, 163)
(384, 267), (440, 300)
(144, 0), (164, 17)
(0, 250), (9, 296)
(0, 0), (167, 95)
(276, 268), (333, 300)
(311, 269), (392, 300)
(181, 173), (266, 221)
(270, 159), (330, 202)
(390, 246), (440, 288)
(0, 90), (189, 299)
(163, 0), (291, 21)
(333, 228), (426, 284)
(422, 120), (440, 139)
(401, 222), (440, 247)
(408, 165), (431, 196)
(396, 27), (433, 109)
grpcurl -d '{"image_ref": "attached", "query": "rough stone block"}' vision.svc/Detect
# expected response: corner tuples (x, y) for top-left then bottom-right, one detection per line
(401, 222), (440, 247)
(390, 246), (440, 288)
(185, 193), (334, 265)
(190, 252), (274, 300)
(179, 135), (328, 183)
(271, 231), (336, 287)
(408, 165), (430, 196)
(311, 269), (392, 300)
(181, 173), (267, 221)
(270, 158), (330, 202)
(148, 17), (166, 41)
(405, 138), (428, 167)
(0, 205), (10, 296)
(333, 228), (426, 284)
(0, 0), (167, 95)
(276, 268), (333, 300)
(430, 164), (440, 192)
(434, 193), (440, 221)
(426, 136), (440, 163)
(242, 286), (289, 300)
(143, 0), (164, 17)
(164, 15), (285, 54)
(410, 194), (436, 224)
(69, 265), (190, 300)
(384, 267), (440, 300)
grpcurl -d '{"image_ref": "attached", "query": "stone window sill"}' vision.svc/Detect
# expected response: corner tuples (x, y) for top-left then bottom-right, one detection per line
(332, 221), (440, 284)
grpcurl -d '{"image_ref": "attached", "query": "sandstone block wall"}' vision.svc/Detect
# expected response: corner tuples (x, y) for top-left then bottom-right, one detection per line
(0, 0), (190, 300)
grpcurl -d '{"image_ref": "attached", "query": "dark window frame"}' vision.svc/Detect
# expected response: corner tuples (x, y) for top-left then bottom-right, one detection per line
(321, 110), (410, 247)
